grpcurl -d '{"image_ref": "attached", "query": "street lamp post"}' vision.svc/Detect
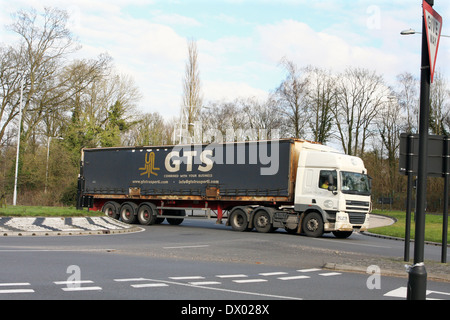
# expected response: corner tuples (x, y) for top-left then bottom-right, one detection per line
(401, 28), (450, 37)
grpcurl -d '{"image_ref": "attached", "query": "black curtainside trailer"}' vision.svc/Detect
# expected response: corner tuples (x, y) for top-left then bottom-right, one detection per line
(77, 139), (299, 229)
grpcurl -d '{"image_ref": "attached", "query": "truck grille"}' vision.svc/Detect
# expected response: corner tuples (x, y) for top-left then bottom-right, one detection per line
(346, 200), (370, 213)
(348, 212), (367, 224)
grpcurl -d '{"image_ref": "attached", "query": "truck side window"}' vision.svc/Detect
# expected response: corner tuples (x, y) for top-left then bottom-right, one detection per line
(319, 170), (337, 190)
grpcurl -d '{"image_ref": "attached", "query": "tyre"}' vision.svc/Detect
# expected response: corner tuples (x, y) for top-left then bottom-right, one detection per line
(253, 210), (273, 233)
(167, 210), (185, 225)
(155, 217), (165, 224)
(120, 202), (137, 224)
(137, 203), (157, 225)
(229, 208), (249, 232)
(332, 231), (353, 239)
(285, 226), (298, 234)
(302, 212), (324, 238)
(102, 201), (120, 219)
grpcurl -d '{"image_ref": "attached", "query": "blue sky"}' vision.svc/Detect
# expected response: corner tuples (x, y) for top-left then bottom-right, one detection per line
(1, 0), (449, 119)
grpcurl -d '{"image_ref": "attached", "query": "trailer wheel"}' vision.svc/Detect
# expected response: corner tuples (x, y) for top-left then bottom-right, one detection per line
(137, 203), (157, 225)
(155, 217), (165, 224)
(229, 208), (249, 232)
(120, 202), (137, 224)
(102, 201), (120, 220)
(167, 210), (185, 225)
(253, 210), (273, 233)
(302, 212), (324, 238)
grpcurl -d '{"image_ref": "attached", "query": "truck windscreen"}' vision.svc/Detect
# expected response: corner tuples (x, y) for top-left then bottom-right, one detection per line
(340, 171), (371, 195)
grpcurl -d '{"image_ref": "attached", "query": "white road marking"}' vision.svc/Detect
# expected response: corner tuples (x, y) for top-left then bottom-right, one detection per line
(141, 278), (302, 300)
(114, 278), (148, 282)
(216, 274), (248, 278)
(384, 286), (450, 299)
(163, 245), (210, 249)
(319, 272), (342, 277)
(233, 279), (268, 284)
(189, 281), (221, 286)
(54, 280), (94, 285)
(297, 268), (322, 273)
(0, 282), (31, 286)
(0, 282), (34, 294)
(169, 276), (205, 280)
(0, 289), (35, 293)
(278, 275), (310, 280)
(313, 237), (391, 249)
(259, 272), (288, 276)
(131, 283), (169, 288)
(61, 286), (102, 292)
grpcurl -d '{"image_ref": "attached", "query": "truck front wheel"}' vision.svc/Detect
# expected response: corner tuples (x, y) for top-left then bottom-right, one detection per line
(302, 212), (324, 238)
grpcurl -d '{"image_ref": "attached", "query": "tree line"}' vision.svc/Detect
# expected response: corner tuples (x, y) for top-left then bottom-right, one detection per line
(1, 7), (449, 211)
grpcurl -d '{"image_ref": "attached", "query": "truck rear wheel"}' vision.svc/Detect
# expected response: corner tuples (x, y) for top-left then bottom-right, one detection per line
(102, 201), (119, 220)
(137, 203), (157, 225)
(120, 202), (137, 224)
(302, 212), (324, 238)
(253, 210), (273, 233)
(229, 208), (249, 232)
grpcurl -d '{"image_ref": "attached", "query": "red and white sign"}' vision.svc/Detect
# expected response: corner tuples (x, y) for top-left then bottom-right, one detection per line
(423, 0), (443, 83)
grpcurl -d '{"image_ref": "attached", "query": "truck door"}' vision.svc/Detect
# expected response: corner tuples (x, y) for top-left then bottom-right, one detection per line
(319, 170), (337, 191)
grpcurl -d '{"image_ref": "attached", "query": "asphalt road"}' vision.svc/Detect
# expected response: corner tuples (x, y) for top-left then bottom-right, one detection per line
(0, 218), (448, 303)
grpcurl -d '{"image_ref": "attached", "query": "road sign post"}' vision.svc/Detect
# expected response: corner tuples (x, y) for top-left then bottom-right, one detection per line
(423, 0), (443, 83)
(407, 0), (442, 300)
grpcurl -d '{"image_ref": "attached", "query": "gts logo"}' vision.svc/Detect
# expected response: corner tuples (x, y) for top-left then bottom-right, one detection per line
(165, 150), (213, 173)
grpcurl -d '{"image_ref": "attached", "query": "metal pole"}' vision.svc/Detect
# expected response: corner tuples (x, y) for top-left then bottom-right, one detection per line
(442, 136), (449, 263)
(13, 74), (24, 206)
(407, 0), (432, 300)
(404, 134), (414, 262)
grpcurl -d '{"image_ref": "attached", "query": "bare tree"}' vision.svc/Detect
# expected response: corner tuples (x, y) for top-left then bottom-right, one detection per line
(430, 71), (450, 135)
(304, 66), (336, 144)
(181, 39), (202, 139)
(4, 8), (79, 148)
(200, 100), (247, 143)
(396, 72), (419, 134)
(333, 67), (388, 156)
(377, 95), (405, 194)
(275, 58), (309, 138)
(123, 112), (167, 146)
(0, 46), (23, 145)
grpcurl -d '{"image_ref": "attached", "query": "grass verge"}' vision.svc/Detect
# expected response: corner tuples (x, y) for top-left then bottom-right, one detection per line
(371, 210), (449, 244)
(0, 205), (103, 217)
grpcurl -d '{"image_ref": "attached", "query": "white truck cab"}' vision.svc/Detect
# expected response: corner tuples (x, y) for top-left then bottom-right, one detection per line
(294, 142), (371, 238)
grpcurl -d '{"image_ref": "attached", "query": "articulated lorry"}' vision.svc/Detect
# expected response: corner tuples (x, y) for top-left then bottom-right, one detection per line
(77, 139), (371, 238)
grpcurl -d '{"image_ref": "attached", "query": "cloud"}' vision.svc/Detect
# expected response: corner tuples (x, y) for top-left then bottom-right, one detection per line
(3, 0), (449, 122)
(255, 19), (419, 82)
(150, 11), (202, 27)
